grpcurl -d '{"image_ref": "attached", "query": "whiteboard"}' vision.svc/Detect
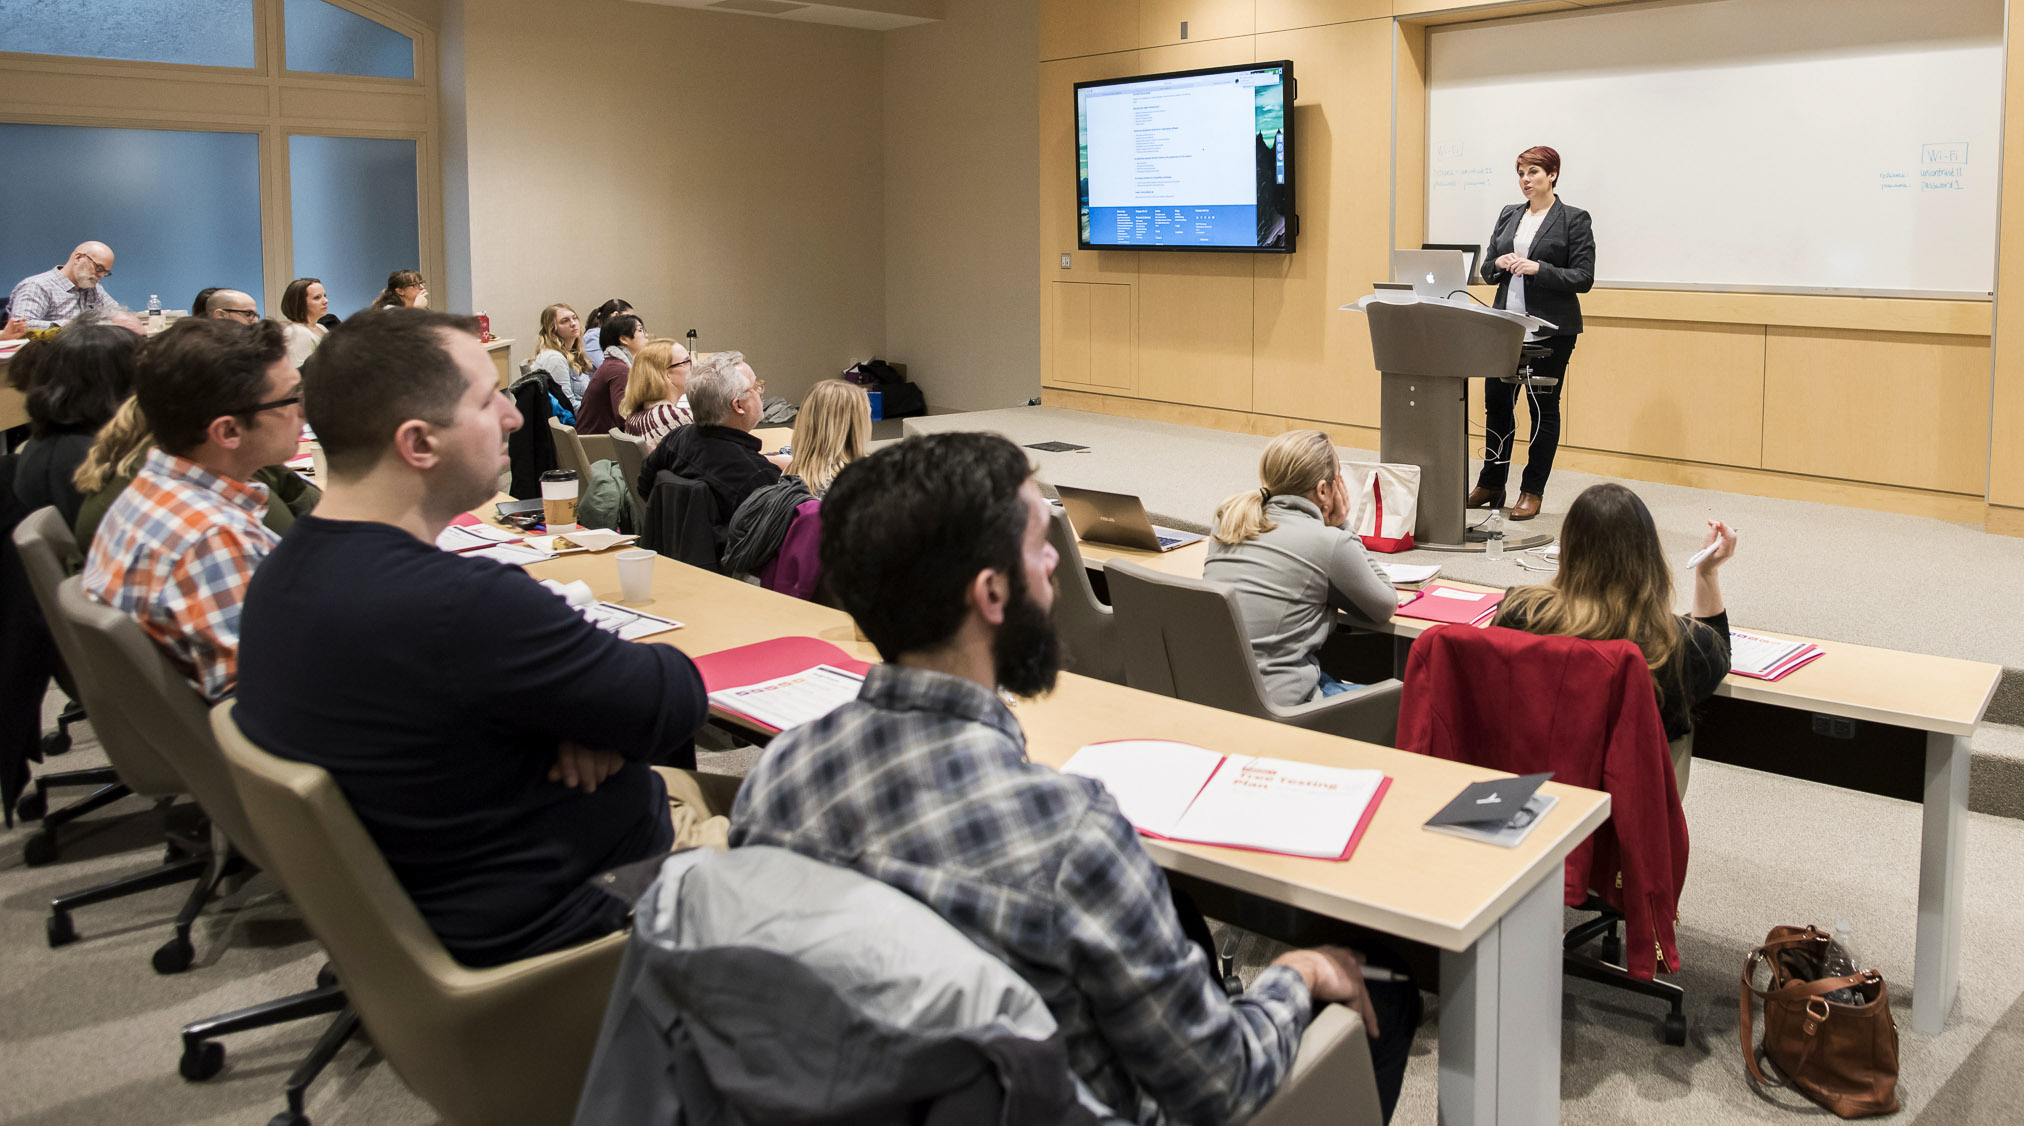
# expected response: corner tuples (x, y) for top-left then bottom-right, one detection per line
(1425, 0), (2003, 297)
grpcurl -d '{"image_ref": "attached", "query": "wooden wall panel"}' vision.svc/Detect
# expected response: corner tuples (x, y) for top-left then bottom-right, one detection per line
(1253, 19), (1392, 427)
(1040, 52), (1142, 392)
(1259, 0), (1389, 33)
(1039, 0), (1141, 61)
(1564, 319), (1766, 467)
(1140, 0), (1255, 47)
(1049, 282), (1137, 390)
(1763, 328), (1991, 495)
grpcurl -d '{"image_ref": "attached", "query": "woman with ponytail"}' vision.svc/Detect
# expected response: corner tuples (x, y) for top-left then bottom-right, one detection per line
(1204, 430), (1396, 707)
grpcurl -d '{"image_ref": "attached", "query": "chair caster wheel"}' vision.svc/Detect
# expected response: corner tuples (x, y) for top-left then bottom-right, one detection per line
(16, 790), (46, 822)
(40, 730), (71, 757)
(1662, 1011), (1687, 1046)
(315, 963), (339, 989)
(47, 912), (76, 948)
(23, 832), (57, 867)
(268, 1113), (310, 1126)
(153, 935), (195, 974)
(180, 1040), (225, 1082)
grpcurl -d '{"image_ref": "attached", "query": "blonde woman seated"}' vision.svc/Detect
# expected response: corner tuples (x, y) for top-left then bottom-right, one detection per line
(530, 303), (594, 410)
(1491, 482), (1736, 791)
(784, 378), (871, 496)
(72, 396), (320, 548)
(618, 338), (693, 448)
(1203, 430), (1397, 708)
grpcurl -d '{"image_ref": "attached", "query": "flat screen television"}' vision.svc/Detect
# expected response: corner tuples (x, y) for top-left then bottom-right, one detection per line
(1076, 60), (1296, 253)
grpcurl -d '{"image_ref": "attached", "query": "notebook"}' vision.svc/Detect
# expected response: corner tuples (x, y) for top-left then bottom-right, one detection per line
(1729, 630), (1824, 681)
(693, 637), (876, 734)
(1424, 773), (1557, 847)
(1395, 585), (1504, 626)
(1062, 740), (1390, 861)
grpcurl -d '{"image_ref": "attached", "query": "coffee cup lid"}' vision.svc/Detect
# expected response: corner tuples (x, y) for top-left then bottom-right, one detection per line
(540, 469), (579, 481)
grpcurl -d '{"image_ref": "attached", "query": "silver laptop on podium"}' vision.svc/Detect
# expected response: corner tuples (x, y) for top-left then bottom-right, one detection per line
(1054, 485), (1205, 553)
(1390, 249), (1471, 299)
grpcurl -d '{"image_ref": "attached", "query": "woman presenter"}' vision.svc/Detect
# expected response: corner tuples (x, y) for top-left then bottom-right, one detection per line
(1469, 145), (1595, 521)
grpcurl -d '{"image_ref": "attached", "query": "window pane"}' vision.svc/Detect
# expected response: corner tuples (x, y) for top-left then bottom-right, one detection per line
(289, 135), (420, 318)
(0, 124), (263, 322)
(0, 0), (255, 68)
(284, 0), (414, 79)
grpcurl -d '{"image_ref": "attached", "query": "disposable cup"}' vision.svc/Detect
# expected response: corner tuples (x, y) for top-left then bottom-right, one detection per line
(615, 548), (656, 605)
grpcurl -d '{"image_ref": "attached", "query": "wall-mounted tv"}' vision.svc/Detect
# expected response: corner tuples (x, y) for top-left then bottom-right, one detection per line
(1076, 60), (1296, 253)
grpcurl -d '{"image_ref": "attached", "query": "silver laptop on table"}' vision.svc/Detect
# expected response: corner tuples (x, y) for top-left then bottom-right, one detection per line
(1054, 485), (1205, 553)
(1390, 249), (1471, 299)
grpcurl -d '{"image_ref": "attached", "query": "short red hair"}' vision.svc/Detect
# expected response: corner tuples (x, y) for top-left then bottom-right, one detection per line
(1516, 145), (1561, 180)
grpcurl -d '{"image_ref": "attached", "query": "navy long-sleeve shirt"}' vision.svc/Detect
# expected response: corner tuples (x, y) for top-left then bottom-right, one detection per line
(235, 515), (708, 966)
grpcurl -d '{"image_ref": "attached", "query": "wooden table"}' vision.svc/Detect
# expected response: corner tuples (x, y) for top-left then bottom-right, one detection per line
(516, 545), (1607, 1124)
(1072, 535), (1996, 1035)
(485, 338), (514, 389)
(752, 426), (793, 456)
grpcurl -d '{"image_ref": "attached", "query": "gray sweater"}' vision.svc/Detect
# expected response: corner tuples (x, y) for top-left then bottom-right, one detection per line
(1203, 495), (1397, 707)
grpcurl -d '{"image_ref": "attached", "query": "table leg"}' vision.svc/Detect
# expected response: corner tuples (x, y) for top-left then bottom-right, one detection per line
(1438, 872), (1562, 1125)
(1914, 730), (1967, 1035)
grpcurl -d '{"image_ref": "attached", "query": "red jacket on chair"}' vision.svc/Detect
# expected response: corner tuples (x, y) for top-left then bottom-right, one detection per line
(1398, 624), (1688, 980)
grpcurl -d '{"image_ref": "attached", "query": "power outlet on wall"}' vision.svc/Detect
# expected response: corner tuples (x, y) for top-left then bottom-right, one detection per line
(1180, 20), (1189, 39)
(1060, 253), (1072, 269)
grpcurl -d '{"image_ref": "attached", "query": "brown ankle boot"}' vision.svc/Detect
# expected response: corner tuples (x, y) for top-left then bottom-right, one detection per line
(1466, 487), (1504, 509)
(1509, 492), (1542, 520)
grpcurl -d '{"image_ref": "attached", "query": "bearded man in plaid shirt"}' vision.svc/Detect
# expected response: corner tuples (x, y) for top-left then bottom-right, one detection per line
(730, 432), (1420, 1125)
(83, 317), (303, 700)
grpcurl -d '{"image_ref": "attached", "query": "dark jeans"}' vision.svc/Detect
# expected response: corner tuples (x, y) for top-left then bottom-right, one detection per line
(1477, 333), (1577, 498)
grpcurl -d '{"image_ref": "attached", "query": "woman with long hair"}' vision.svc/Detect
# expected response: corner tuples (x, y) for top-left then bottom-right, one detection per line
(13, 321), (139, 524)
(618, 339), (693, 447)
(1203, 429), (1396, 707)
(531, 303), (594, 409)
(581, 298), (633, 369)
(280, 277), (330, 367)
(1492, 482), (1736, 788)
(785, 379), (871, 497)
(371, 269), (427, 310)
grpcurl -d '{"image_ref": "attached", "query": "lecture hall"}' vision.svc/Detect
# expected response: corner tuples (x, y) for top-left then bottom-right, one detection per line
(4, 0), (2023, 1123)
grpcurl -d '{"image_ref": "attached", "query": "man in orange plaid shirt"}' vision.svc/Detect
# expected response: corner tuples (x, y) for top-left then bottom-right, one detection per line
(83, 317), (303, 700)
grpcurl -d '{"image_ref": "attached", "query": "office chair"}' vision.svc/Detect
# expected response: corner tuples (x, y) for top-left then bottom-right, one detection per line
(1042, 508), (1125, 685)
(546, 417), (593, 483)
(213, 700), (625, 1126)
(606, 429), (649, 500)
(1103, 558), (1403, 745)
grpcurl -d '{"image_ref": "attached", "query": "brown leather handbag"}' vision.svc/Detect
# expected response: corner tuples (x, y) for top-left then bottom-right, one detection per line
(1739, 925), (1900, 1118)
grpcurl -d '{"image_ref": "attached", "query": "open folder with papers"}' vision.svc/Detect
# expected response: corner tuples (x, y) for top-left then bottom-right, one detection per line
(1395, 585), (1504, 626)
(1728, 630), (1824, 681)
(1062, 740), (1390, 860)
(693, 637), (876, 734)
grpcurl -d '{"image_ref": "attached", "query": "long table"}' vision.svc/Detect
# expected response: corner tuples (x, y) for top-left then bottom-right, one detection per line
(1070, 533), (1997, 1035)
(518, 545), (1609, 1125)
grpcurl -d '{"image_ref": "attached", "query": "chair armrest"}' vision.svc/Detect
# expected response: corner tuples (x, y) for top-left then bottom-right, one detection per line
(1249, 1003), (1384, 1126)
(1271, 679), (1403, 746)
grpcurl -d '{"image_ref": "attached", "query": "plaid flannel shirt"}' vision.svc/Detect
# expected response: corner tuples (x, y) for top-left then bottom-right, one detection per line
(83, 448), (278, 701)
(729, 664), (1312, 1125)
(8, 267), (117, 328)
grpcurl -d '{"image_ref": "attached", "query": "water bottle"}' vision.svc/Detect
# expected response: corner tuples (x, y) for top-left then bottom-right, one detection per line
(1485, 508), (1505, 559)
(146, 294), (162, 332)
(1820, 920), (1864, 1004)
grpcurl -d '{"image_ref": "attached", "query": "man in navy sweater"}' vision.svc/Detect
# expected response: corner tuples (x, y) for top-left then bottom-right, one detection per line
(236, 309), (724, 968)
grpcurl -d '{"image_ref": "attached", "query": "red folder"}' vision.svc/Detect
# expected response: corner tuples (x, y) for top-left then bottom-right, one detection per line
(1396, 585), (1504, 626)
(692, 637), (875, 733)
(449, 512), (482, 527)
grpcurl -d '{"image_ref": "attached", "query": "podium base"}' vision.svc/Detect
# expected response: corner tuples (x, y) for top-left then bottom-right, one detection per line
(1415, 530), (1555, 554)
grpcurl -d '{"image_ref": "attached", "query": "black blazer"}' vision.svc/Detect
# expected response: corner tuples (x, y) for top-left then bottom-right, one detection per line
(1479, 200), (1595, 336)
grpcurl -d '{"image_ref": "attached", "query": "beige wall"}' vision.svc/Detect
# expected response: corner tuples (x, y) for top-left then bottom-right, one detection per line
(456, 0), (886, 404)
(882, 0), (1042, 411)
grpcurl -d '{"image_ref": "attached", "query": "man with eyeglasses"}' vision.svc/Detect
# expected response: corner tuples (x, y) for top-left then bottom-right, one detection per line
(7, 241), (119, 329)
(203, 289), (261, 322)
(637, 350), (782, 560)
(83, 316), (301, 701)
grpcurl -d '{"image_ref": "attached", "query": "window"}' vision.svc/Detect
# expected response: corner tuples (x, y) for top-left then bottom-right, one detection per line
(0, 124), (264, 318)
(0, 0), (256, 68)
(289, 135), (421, 316)
(284, 0), (415, 79)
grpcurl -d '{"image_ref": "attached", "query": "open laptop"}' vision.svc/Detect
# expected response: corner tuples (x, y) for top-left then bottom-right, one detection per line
(1390, 249), (1471, 299)
(1054, 485), (1206, 553)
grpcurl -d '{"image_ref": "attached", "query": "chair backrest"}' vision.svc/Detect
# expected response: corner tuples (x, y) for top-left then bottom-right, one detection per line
(57, 575), (264, 854)
(13, 509), (186, 799)
(577, 431), (617, 470)
(1103, 557), (1279, 719)
(1043, 508), (1125, 685)
(547, 417), (592, 482)
(211, 700), (622, 1125)
(641, 470), (721, 571)
(606, 429), (648, 499)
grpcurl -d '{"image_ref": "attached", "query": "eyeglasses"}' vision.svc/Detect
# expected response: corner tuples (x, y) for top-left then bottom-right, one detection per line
(75, 252), (111, 279)
(229, 391), (303, 416)
(217, 307), (259, 322)
(748, 378), (766, 398)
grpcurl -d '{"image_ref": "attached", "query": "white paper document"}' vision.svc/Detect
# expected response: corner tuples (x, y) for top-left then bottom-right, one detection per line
(1379, 562), (1441, 585)
(1062, 740), (1388, 859)
(1729, 630), (1819, 678)
(708, 664), (866, 732)
(581, 602), (682, 641)
(436, 524), (521, 552)
(1429, 587), (1488, 601)
(463, 542), (556, 566)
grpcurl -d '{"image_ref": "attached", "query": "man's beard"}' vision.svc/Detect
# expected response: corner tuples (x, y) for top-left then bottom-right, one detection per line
(992, 572), (1061, 699)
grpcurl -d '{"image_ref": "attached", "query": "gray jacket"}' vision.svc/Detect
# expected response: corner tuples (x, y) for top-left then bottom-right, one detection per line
(573, 846), (1123, 1125)
(1203, 496), (1395, 708)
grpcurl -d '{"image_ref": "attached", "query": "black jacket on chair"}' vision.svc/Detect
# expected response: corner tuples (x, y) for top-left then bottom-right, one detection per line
(1479, 200), (1595, 336)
